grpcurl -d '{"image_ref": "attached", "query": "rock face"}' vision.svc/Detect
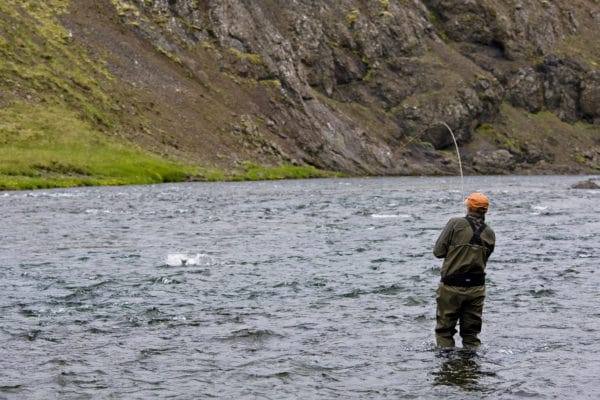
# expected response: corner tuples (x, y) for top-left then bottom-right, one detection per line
(62, 0), (600, 175)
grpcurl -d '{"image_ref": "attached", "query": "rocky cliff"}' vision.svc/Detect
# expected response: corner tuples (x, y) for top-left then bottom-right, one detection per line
(3, 0), (600, 180)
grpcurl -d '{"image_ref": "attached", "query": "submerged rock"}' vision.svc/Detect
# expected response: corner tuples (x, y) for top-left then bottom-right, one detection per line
(571, 179), (600, 189)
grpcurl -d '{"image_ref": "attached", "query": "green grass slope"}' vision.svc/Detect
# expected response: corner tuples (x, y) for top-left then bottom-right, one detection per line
(0, 1), (198, 190)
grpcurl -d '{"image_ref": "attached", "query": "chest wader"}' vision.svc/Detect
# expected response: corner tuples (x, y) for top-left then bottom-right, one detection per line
(441, 218), (488, 286)
(436, 218), (488, 348)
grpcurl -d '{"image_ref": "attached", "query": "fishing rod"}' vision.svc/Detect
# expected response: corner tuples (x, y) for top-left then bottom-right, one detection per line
(394, 121), (465, 203)
(438, 121), (465, 203)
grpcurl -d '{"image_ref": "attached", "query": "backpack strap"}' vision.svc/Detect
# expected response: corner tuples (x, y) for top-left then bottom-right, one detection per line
(465, 217), (487, 246)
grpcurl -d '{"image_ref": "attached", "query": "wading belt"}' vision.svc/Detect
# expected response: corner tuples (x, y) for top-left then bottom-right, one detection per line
(442, 272), (485, 287)
(441, 218), (488, 287)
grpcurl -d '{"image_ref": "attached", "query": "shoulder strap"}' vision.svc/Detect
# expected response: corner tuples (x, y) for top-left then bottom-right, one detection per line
(465, 217), (487, 246)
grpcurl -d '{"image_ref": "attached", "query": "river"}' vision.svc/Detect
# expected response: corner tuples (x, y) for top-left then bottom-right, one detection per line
(1, 175), (599, 399)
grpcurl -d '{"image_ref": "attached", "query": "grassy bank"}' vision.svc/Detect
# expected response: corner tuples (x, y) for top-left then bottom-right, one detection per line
(0, 0), (182, 190)
(0, 1), (337, 191)
(227, 162), (340, 181)
(0, 101), (337, 190)
(0, 102), (196, 190)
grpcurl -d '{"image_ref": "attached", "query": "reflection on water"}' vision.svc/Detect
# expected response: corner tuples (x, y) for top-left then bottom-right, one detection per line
(432, 349), (496, 393)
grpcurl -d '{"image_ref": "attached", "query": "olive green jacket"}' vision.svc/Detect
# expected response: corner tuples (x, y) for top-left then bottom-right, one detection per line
(433, 211), (495, 278)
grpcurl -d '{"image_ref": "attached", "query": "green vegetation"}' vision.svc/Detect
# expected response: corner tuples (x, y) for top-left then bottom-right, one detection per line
(475, 103), (600, 171)
(475, 121), (519, 150)
(113, 0), (141, 18)
(0, 0), (198, 190)
(0, 102), (196, 190)
(155, 45), (184, 65)
(378, 0), (393, 17)
(228, 48), (267, 66)
(0, 100), (336, 190)
(0, 1), (331, 190)
(346, 9), (359, 26)
(230, 162), (339, 181)
(191, 163), (338, 182)
(0, 1), (114, 127)
(475, 123), (500, 140)
(427, 12), (449, 41)
(3, 0), (595, 190)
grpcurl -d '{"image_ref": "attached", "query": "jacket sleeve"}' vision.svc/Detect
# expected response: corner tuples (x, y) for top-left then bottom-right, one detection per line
(433, 219), (454, 258)
(483, 228), (496, 262)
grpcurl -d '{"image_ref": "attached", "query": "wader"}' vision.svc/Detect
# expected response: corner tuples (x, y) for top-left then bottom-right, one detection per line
(435, 218), (489, 348)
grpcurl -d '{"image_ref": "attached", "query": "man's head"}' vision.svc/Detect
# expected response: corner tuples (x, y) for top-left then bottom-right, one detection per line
(465, 192), (489, 213)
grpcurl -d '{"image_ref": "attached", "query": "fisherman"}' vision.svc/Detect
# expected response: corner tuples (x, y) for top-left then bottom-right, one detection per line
(433, 192), (495, 348)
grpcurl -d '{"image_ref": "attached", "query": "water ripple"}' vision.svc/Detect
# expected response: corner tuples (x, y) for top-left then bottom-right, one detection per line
(1, 175), (599, 398)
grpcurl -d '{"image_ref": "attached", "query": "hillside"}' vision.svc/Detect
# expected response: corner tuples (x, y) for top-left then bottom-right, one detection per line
(1, 0), (599, 189)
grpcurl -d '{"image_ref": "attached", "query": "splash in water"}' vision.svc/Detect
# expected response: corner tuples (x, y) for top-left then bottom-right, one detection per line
(165, 253), (213, 267)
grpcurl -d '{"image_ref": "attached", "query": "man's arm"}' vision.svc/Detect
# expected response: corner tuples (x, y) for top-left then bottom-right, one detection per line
(483, 229), (496, 262)
(433, 219), (454, 258)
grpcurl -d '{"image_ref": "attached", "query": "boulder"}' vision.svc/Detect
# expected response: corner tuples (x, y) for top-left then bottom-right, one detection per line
(472, 149), (516, 174)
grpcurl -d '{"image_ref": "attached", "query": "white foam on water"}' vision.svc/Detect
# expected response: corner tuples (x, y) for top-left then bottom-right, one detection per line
(497, 349), (514, 355)
(25, 191), (81, 198)
(165, 253), (213, 267)
(530, 205), (550, 216)
(371, 214), (412, 219)
(85, 209), (111, 214)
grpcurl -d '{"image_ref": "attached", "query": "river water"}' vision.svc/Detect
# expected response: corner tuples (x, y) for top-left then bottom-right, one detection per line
(1, 175), (599, 399)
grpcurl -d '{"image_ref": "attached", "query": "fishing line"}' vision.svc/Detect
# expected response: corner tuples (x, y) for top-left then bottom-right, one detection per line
(393, 121), (465, 203)
(393, 130), (427, 153)
(438, 121), (464, 203)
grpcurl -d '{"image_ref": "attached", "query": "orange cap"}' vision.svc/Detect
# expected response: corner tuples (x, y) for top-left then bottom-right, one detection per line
(465, 192), (489, 210)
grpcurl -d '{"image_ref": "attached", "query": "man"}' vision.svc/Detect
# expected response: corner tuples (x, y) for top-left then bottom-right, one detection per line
(433, 192), (495, 348)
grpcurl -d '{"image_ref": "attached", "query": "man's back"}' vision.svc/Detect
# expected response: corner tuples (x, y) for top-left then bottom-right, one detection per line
(434, 213), (495, 278)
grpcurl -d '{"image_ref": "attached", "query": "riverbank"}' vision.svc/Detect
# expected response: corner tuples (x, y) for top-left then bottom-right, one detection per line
(1, 1), (599, 190)
(0, 101), (336, 191)
(0, 98), (596, 191)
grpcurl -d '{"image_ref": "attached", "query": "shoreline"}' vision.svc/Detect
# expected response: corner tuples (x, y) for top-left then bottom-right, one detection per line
(2, 167), (598, 192)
